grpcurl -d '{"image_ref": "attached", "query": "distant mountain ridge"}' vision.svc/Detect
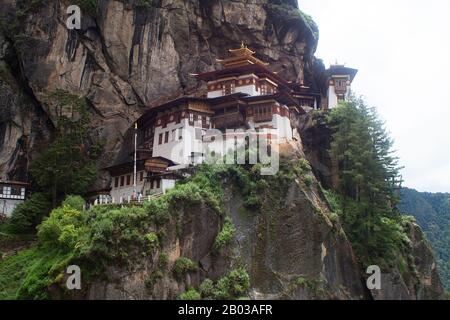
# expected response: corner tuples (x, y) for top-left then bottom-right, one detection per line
(398, 188), (450, 290)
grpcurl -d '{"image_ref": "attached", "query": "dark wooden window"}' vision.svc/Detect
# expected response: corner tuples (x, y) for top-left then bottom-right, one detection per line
(114, 177), (119, 188)
(158, 133), (163, 145)
(140, 172), (144, 181)
(164, 132), (169, 143)
(156, 179), (161, 189)
(120, 176), (125, 187)
(126, 175), (131, 185)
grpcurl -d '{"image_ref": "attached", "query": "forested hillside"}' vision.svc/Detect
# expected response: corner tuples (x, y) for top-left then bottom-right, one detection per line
(398, 188), (450, 290)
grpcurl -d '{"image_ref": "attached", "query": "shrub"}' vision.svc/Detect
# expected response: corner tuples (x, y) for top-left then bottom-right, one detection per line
(201, 267), (250, 300)
(213, 216), (236, 252)
(145, 270), (164, 289)
(37, 205), (86, 250)
(173, 257), (198, 278)
(62, 195), (85, 211)
(178, 288), (201, 300)
(199, 279), (215, 298)
(144, 232), (159, 251)
(298, 158), (311, 172)
(8, 193), (52, 234)
(303, 175), (313, 187)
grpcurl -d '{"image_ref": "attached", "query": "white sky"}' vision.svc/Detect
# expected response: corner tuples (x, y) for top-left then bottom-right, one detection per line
(300, 0), (450, 192)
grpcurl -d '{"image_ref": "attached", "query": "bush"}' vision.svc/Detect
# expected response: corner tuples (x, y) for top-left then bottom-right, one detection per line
(213, 216), (236, 252)
(145, 270), (163, 289)
(144, 232), (159, 251)
(303, 175), (313, 187)
(200, 267), (250, 300)
(173, 257), (198, 278)
(37, 205), (86, 250)
(8, 193), (52, 234)
(178, 288), (201, 300)
(62, 195), (85, 211)
(199, 279), (215, 298)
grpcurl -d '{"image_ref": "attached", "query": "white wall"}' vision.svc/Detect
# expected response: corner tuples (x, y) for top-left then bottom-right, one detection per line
(328, 85), (338, 109)
(207, 90), (222, 98)
(153, 118), (207, 166)
(0, 199), (24, 217)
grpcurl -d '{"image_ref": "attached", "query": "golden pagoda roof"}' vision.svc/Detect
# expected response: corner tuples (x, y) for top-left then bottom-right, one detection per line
(217, 42), (269, 68)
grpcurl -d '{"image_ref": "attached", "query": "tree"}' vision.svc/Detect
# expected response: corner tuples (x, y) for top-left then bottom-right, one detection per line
(29, 90), (102, 207)
(327, 96), (405, 266)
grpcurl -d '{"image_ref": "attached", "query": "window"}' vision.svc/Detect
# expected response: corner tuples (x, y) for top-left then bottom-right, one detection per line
(114, 177), (119, 188)
(120, 176), (125, 187)
(178, 128), (183, 140)
(156, 179), (161, 189)
(158, 133), (163, 145)
(206, 117), (210, 126)
(151, 180), (154, 189)
(164, 131), (169, 143)
(140, 172), (144, 182)
(189, 113), (194, 125)
(261, 84), (267, 95)
(126, 175), (131, 185)
(3, 186), (11, 196)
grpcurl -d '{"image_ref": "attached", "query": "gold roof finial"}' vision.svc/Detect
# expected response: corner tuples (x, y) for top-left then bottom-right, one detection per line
(241, 41), (246, 49)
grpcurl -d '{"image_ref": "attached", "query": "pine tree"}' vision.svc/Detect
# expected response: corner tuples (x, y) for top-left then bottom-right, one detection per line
(328, 96), (405, 266)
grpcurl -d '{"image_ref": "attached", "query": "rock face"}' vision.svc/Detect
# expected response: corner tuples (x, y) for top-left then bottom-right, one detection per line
(0, 0), (324, 182)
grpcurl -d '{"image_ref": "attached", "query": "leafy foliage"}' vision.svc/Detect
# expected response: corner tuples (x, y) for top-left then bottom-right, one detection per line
(213, 216), (236, 252)
(198, 267), (250, 300)
(177, 288), (201, 300)
(8, 193), (52, 234)
(173, 257), (198, 279)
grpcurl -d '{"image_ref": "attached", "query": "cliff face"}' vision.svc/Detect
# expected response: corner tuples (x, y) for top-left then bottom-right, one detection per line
(0, 0), (324, 184)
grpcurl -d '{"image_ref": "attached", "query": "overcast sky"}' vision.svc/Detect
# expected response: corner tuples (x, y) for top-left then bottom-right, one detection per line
(300, 0), (450, 193)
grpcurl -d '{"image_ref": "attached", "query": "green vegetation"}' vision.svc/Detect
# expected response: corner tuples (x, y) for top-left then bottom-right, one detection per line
(325, 97), (407, 269)
(213, 216), (236, 252)
(7, 193), (52, 234)
(0, 246), (73, 299)
(398, 188), (450, 290)
(145, 270), (163, 289)
(293, 276), (328, 298)
(195, 267), (250, 300)
(173, 258), (198, 279)
(177, 288), (201, 300)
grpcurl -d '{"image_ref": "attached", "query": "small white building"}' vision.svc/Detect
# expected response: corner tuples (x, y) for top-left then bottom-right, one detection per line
(0, 181), (27, 217)
(326, 64), (358, 109)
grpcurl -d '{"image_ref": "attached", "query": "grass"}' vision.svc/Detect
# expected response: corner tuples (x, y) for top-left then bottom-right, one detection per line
(0, 246), (73, 299)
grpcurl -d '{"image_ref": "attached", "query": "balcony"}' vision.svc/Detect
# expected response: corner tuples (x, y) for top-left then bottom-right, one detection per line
(212, 112), (244, 129)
